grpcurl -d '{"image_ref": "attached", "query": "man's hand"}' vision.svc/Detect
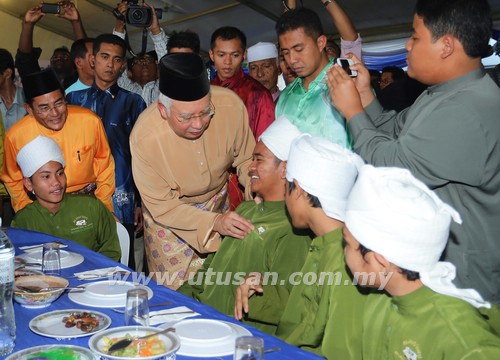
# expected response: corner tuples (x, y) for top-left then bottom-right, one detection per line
(134, 207), (143, 232)
(213, 211), (254, 239)
(234, 272), (264, 320)
(114, 2), (128, 33)
(326, 54), (374, 120)
(24, 3), (44, 25)
(58, 1), (80, 22)
(146, 3), (161, 35)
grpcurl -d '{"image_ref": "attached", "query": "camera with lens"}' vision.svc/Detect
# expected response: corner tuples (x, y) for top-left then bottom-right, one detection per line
(113, 0), (163, 27)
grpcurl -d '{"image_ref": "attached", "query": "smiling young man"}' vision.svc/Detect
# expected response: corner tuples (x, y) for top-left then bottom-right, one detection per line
(327, 0), (500, 308)
(130, 52), (256, 289)
(1, 69), (115, 213)
(178, 116), (312, 334)
(11, 136), (120, 261)
(67, 33), (146, 269)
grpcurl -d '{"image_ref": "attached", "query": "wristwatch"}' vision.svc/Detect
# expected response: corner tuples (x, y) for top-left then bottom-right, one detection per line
(323, 0), (334, 7)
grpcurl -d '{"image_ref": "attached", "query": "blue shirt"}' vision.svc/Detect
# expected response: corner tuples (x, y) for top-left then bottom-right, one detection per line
(65, 79), (91, 95)
(276, 59), (351, 148)
(67, 83), (146, 224)
(0, 86), (27, 131)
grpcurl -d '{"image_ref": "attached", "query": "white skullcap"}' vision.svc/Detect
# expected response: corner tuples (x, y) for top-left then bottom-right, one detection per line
(16, 136), (65, 178)
(286, 134), (364, 221)
(258, 115), (302, 161)
(345, 165), (489, 309)
(247, 42), (278, 63)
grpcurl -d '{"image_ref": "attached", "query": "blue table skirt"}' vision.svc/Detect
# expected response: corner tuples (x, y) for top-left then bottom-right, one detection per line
(9, 227), (322, 359)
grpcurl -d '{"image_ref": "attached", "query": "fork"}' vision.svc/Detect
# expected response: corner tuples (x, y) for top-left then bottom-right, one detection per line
(112, 301), (173, 313)
(64, 270), (131, 280)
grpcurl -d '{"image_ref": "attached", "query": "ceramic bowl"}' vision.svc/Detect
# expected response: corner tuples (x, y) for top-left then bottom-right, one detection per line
(88, 326), (180, 360)
(14, 275), (68, 308)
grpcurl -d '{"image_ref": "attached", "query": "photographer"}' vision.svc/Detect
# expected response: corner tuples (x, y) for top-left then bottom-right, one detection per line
(16, 1), (86, 88)
(113, 1), (167, 105)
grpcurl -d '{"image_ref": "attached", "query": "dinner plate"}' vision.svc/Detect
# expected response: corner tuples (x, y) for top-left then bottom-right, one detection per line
(68, 280), (153, 308)
(29, 309), (111, 339)
(162, 318), (252, 357)
(6, 344), (96, 360)
(18, 248), (84, 269)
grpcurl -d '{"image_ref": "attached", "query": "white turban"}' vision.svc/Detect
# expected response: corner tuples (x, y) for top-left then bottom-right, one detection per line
(258, 115), (302, 161)
(247, 42), (278, 63)
(286, 134), (364, 221)
(345, 165), (489, 309)
(16, 136), (65, 178)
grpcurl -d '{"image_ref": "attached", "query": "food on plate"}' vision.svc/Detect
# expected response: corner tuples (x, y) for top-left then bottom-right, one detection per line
(101, 333), (167, 357)
(27, 347), (80, 359)
(62, 312), (100, 333)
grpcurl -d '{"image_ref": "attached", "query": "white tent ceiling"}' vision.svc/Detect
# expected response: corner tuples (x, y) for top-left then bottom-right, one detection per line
(0, 0), (499, 60)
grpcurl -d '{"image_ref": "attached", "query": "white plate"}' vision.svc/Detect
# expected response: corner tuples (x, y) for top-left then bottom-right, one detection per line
(68, 280), (153, 308)
(6, 345), (96, 360)
(161, 319), (252, 357)
(19, 248), (84, 269)
(29, 309), (111, 339)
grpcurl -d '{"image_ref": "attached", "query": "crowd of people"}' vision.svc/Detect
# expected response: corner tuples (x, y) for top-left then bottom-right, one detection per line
(1, 0), (499, 358)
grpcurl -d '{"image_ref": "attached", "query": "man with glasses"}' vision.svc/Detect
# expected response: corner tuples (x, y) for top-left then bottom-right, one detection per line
(67, 34), (146, 269)
(1, 69), (115, 213)
(130, 52), (255, 289)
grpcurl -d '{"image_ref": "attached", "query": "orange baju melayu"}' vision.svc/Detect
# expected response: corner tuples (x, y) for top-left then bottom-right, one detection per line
(1, 105), (115, 212)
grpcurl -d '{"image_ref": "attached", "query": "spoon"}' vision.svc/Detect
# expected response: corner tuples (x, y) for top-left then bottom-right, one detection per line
(107, 327), (175, 353)
(16, 285), (85, 293)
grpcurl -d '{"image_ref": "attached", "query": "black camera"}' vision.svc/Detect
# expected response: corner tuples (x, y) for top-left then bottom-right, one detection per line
(41, 3), (61, 14)
(113, 0), (162, 27)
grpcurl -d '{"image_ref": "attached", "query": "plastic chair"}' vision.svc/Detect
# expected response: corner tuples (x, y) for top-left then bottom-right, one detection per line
(116, 222), (130, 266)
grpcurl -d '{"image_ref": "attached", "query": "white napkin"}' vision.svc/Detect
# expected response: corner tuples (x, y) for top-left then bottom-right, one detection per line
(146, 306), (200, 326)
(73, 266), (129, 280)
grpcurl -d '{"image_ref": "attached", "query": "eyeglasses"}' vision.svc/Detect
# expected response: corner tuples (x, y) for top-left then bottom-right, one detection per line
(131, 56), (156, 67)
(174, 102), (215, 124)
(34, 100), (67, 115)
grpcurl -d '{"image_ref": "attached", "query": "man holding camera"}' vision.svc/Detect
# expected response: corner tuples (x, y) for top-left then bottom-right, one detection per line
(16, 1), (86, 88)
(327, 0), (500, 310)
(66, 34), (146, 269)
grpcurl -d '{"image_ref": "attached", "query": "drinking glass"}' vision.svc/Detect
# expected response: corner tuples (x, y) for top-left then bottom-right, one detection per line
(41, 242), (61, 276)
(124, 288), (149, 326)
(234, 336), (264, 360)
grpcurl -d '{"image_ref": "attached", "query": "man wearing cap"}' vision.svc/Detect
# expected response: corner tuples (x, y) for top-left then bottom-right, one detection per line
(11, 136), (120, 261)
(1, 69), (115, 213)
(327, 0), (500, 307)
(179, 116), (312, 334)
(247, 42), (281, 103)
(130, 52), (255, 289)
(344, 166), (500, 358)
(270, 134), (367, 358)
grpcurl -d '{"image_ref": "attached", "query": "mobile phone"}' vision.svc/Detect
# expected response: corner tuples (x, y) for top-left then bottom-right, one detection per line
(41, 3), (61, 14)
(336, 58), (357, 77)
